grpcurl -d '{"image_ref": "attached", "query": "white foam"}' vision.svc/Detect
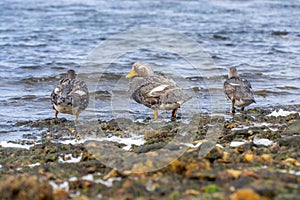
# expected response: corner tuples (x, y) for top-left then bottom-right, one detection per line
(49, 181), (69, 191)
(231, 126), (250, 131)
(253, 122), (272, 127)
(85, 135), (145, 151)
(230, 141), (246, 147)
(82, 174), (94, 181)
(27, 163), (41, 168)
(95, 177), (122, 187)
(0, 141), (33, 149)
(58, 153), (82, 163)
(58, 139), (82, 145)
(253, 137), (273, 147)
(279, 169), (300, 176)
(107, 135), (145, 150)
(232, 123), (273, 131)
(267, 109), (297, 117)
(69, 177), (78, 182)
(180, 142), (202, 148)
(58, 135), (145, 151)
(269, 127), (278, 131)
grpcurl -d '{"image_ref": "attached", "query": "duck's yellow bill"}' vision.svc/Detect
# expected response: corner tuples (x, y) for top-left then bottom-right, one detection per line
(126, 68), (138, 78)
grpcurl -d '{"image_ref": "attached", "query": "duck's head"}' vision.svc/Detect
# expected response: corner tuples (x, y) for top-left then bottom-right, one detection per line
(228, 67), (239, 78)
(126, 62), (154, 78)
(66, 69), (76, 79)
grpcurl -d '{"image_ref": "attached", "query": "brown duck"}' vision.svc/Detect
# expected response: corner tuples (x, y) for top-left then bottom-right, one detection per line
(51, 70), (89, 122)
(126, 62), (191, 120)
(224, 67), (255, 113)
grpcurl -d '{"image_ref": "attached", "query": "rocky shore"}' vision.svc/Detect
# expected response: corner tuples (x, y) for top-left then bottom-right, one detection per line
(0, 105), (299, 200)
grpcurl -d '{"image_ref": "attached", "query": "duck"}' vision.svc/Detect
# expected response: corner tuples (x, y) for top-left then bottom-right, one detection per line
(224, 67), (255, 113)
(126, 62), (191, 120)
(51, 69), (89, 122)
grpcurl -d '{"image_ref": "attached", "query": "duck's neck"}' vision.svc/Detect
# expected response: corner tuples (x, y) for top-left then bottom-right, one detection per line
(228, 70), (239, 78)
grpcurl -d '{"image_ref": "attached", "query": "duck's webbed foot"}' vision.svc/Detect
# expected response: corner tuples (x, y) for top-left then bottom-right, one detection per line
(231, 108), (236, 114)
(171, 108), (178, 121)
(231, 99), (236, 114)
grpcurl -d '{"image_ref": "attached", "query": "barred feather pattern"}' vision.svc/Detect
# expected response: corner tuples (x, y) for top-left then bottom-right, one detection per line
(51, 78), (89, 115)
(224, 77), (255, 107)
(129, 74), (190, 110)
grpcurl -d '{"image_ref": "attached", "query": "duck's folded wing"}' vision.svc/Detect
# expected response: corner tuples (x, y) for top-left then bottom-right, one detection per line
(132, 82), (163, 107)
(69, 80), (89, 110)
(51, 90), (58, 104)
(239, 78), (255, 100)
(224, 77), (254, 101)
(224, 78), (239, 99)
(134, 81), (188, 108)
(51, 78), (67, 104)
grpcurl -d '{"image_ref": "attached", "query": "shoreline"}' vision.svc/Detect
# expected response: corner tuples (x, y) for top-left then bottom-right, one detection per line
(0, 105), (299, 199)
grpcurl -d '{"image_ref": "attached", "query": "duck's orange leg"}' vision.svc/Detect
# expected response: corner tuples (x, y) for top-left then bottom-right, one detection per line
(171, 108), (178, 121)
(75, 112), (80, 123)
(54, 110), (59, 119)
(153, 110), (158, 120)
(231, 99), (236, 114)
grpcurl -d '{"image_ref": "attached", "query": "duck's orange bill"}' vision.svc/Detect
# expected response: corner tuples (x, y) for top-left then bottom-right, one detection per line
(126, 68), (138, 78)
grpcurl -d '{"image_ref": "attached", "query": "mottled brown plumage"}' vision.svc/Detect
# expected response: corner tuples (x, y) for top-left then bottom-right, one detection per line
(224, 67), (255, 113)
(51, 70), (89, 122)
(126, 62), (191, 120)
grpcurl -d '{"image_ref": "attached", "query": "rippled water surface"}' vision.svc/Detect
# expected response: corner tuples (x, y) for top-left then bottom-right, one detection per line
(0, 0), (300, 139)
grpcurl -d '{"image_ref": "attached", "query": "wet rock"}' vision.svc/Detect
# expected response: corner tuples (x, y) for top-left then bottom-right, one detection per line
(133, 143), (166, 153)
(279, 136), (300, 147)
(45, 154), (58, 162)
(283, 120), (300, 135)
(189, 171), (217, 181)
(236, 142), (253, 153)
(0, 175), (54, 200)
(184, 188), (200, 196)
(213, 34), (228, 40)
(53, 189), (69, 200)
(103, 169), (123, 180)
(3, 104), (300, 199)
(230, 188), (262, 200)
(218, 151), (232, 163)
(274, 193), (299, 200)
(272, 31), (288, 36)
(165, 143), (180, 151)
(73, 195), (90, 200)
(264, 113), (300, 124)
(242, 170), (260, 180)
(226, 169), (242, 179)
(205, 146), (223, 162)
(282, 158), (300, 167)
(242, 153), (255, 163)
(105, 118), (133, 132)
